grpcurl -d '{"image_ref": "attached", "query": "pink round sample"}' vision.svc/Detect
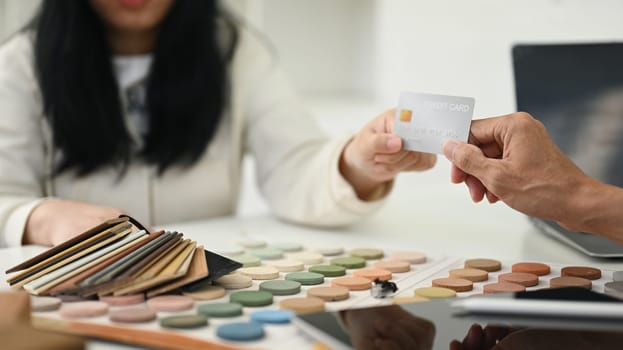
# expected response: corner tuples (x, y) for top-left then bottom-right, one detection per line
(59, 301), (109, 318)
(109, 307), (157, 323)
(389, 252), (426, 264)
(147, 295), (194, 312)
(99, 293), (145, 306)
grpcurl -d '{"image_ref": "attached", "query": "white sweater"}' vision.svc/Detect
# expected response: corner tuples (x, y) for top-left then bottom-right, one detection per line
(0, 29), (389, 247)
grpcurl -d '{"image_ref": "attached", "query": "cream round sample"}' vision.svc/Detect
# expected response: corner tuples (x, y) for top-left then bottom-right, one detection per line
(285, 252), (324, 265)
(280, 297), (325, 314)
(238, 266), (280, 280)
(215, 273), (253, 289)
(30, 296), (62, 312)
(182, 285), (226, 300)
(350, 248), (384, 260)
(265, 259), (305, 272)
(414, 287), (456, 299)
(390, 251), (427, 264)
(373, 260), (411, 273)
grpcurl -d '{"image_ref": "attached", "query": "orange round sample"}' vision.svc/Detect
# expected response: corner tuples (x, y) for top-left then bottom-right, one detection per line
(373, 260), (411, 273)
(512, 262), (550, 276)
(279, 297), (325, 314)
(464, 258), (501, 272)
(498, 272), (539, 287)
(307, 286), (350, 302)
(331, 277), (372, 291)
(353, 268), (393, 281)
(483, 282), (526, 294)
(449, 268), (488, 282)
(561, 266), (601, 280)
(432, 278), (473, 292)
(550, 276), (592, 289)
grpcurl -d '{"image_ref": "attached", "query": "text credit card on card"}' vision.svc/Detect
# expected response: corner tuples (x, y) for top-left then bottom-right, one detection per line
(394, 92), (475, 154)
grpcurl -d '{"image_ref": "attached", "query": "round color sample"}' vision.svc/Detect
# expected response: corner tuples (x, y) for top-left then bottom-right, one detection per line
(30, 296), (62, 312)
(331, 277), (372, 291)
(238, 266), (280, 280)
(308, 265), (346, 277)
(561, 266), (602, 280)
(414, 287), (456, 299)
(483, 282), (526, 294)
(350, 248), (384, 260)
(393, 296), (429, 304)
(230, 290), (273, 307)
(279, 297), (325, 314)
(182, 285), (226, 300)
(215, 273), (253, 289)
(449, 268), (488, 282)
(250, 310), (295, 324)
(160, 315), (208, 329)
(270, 243), (303, 252)
(285, 252), (324, 265)
(250, 247), (283, 260)
(109, 307), (157, 323)
(316, 247), (344, 256)
(147, 295), (194, 312)
(464, 258), (502, 272)
(330, 257), (366, 269)
(237, 238), (266, 249)
(259, 280), (302, 296)
(549, 276), (592, 289)
(99, 293), (145, 306)
(604, 281), (623, 299)
(217, 322), (265, 341)
(498, 272), (539, 287)
(214, 245), (244, 256)
(389, 252), (426, 264)
(512, 262), (551, 276)
(432, 278), (473, 292)
(307, 286), (350, 302)
(229, 254), (261, 267)
(353, 268), (393, 281)
(265, 259), (305, 272)
(373, 260), (411, 273)
(59, 301), (109, 318)
(285, 272), (325, 285)
(56, 294), (96, 302)
(197, 303), (243, 318)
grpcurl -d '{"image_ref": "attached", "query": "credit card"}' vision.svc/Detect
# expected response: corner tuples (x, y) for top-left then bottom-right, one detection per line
(394, 92), (475, 154)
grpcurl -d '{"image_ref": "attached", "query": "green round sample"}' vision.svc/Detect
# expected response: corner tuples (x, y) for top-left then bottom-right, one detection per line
(350, 248), (384, 260)
(250, 248), (283, 260)
(197, 303), (243, 318)
(285, 272), (325, 285)
(309, 265), (347, 277)
(230, 290), (274, 307)
(259, 280), (302, 296)
(330, 257), (366, 269)
(229, 254), (261, 267)
(160, 315), (208, 329)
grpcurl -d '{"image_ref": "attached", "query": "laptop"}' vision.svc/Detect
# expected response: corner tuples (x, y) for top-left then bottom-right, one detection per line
(512, 42), (623, 258)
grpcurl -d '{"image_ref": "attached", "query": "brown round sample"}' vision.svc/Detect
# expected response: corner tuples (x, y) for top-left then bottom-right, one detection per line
(182, 285), (226, 300)
(512, 262), (550, 276)
(307, 286), (350, 302)
(109, 307), (157, 323)
(373, 260), (411, 273)
(464, 258), (501, 272)
(498, 272), (539, 287)
(449, 268), (488, 282)
(60, 301), (109, 318)
(483, 282), (526, 294)
(550, 276), (592, 289)
(30, 296), (62, 312)
(147, 295), (194, 312)
(99, 293), (145, 306)
(561, 266), (602, 280)
(432, 278), (473, 292)
(353, 268), (393, 281)
(279, 297), (325, 314)
(331, 277), (372, 291)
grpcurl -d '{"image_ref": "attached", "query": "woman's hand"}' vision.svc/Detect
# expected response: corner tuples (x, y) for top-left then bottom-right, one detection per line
(340, 109), (437, 200)
(24, 199), (126, 246)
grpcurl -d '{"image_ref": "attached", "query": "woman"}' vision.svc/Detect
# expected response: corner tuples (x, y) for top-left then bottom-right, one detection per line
(0, 0), (436, 247)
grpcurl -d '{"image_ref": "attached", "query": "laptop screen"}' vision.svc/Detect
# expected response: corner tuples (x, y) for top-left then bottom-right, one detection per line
(513, 43), (623, 188)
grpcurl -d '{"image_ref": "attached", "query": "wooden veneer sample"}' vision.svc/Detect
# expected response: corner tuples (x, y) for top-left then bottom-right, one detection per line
(146, 246), (209, 298)
(120, 233), (183, 279)
(6, 217), (129, 273)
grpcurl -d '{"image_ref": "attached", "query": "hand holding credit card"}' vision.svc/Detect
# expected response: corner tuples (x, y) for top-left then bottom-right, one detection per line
(394, 92), (475, 154)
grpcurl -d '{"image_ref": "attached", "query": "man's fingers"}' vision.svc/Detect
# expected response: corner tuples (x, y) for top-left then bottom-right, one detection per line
(465, 175), (486, 203)
(443, 140), (494, 180)
(451, 165), (467, 184)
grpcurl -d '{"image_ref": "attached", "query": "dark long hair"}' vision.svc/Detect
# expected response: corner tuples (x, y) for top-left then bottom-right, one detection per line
(31, 0), (238, 176)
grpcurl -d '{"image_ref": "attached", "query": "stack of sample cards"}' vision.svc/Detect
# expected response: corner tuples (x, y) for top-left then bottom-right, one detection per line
(5, 216), (241, 298)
